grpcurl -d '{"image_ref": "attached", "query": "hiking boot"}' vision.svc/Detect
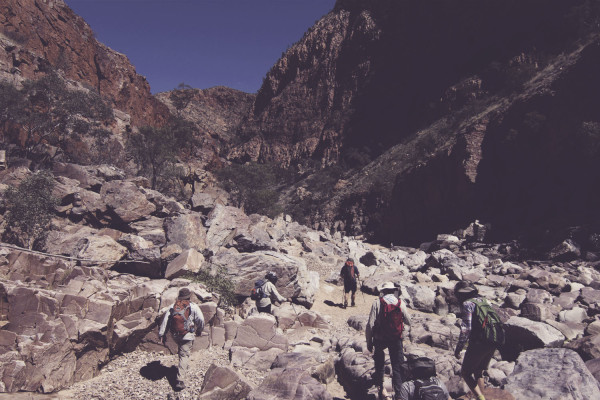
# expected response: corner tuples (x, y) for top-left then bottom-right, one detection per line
(175, 380), (185, 391)
(351, 300), (356, 307)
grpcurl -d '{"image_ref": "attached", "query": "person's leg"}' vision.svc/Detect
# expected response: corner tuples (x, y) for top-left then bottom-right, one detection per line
(351, 281), (357, 306)
(343, 285), (349, 308)
(176, 339), (193, 387)
(474, 345), (496, 394)
(461, 341), (490, 399)
(373, 340), (386, 389)
(388, 339), (404, 400)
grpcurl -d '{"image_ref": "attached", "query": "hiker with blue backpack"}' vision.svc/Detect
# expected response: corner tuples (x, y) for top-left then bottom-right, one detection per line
(366, 281), (412, 400)
(158, 288), (205, 391)
(453, 281), (505, 400)
(251, 271), (292, 314)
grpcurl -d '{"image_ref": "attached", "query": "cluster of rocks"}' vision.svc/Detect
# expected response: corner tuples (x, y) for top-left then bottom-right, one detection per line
(0, 162), (367, 395)
(2, 163), (600, 399)
(333, 231), (600, 399)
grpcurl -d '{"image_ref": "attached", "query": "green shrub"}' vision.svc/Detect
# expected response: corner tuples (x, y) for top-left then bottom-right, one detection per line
(3, 171), (57, 249)
(184, 267), (237, 309)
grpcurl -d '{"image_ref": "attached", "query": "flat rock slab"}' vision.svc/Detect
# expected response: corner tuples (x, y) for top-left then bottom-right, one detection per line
(505, 348), (600, 399)
(457, 387), (515, 400)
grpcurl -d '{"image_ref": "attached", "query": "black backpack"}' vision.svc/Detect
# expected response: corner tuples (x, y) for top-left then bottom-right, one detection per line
(414, 377), (446, 400)
(250, 279), (267, 300)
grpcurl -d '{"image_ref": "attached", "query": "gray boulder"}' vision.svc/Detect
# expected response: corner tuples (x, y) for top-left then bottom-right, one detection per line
(502, 316), (565, 361)
(232, 315), (288, 351)
(164, 213), (207, 251)
(198, 364), (253, 400)
(100, 180), (156, 223)
(247, 367), (332, 400)
(165, 248), (204, 279)
(505, 348), (600, 399)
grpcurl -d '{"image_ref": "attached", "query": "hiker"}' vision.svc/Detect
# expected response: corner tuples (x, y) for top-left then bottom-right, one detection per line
(340, 257), (360, 308)
(158, 287), (205, 391)
(398, 357), (451, 400)
(453, 281), (504, 400)
(366, 281), (412, 400)
(254, 271), (291, 314)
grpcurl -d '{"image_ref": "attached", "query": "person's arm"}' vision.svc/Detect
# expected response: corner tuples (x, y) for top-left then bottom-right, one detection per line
(400, 301), (411, 327)
(355, 265), (360, 279)
(365, 300), (378, 352)
(267, 282), (286, 304)
(454, 301), (475, 357)
(192, 303), (205, 334)
(158, 306), (171, 338)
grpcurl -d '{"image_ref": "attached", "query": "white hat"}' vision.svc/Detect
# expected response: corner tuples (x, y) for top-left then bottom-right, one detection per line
(378, 281), (396, 292)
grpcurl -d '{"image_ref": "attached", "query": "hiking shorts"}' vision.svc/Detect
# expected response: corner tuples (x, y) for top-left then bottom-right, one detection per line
(344, 279), (357, 294)
(462, 340), (496, 379)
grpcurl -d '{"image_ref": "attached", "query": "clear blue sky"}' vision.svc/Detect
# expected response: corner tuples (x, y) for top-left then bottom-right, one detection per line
(65, 0), (336, 94)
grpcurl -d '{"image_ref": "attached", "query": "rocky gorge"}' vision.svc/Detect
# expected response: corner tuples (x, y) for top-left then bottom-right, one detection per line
(1, 0), (600, 398)
(1, 163), (600, 399)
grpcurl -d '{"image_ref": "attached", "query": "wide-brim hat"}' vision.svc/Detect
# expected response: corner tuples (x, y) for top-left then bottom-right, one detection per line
(378, 281), (396, 292)
(178, 288), (191, 300)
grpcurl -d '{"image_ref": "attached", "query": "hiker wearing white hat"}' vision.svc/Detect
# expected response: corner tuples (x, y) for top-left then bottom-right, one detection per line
(366, 282), (412, 400)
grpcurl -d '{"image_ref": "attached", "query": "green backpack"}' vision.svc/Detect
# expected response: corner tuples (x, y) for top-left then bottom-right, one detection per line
(469, 298), (505, 346)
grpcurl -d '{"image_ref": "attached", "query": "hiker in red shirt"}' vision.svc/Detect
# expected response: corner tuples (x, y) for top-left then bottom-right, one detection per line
(366, 282), (412, 400)
(340, 258), (360, 308)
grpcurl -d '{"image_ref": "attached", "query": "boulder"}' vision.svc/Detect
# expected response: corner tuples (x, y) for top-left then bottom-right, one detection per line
(273, 304), (329, 330)
(100, 180), (156, 223)
(246, 367), (332, 400)
(564, 334), (600, 361)
(347, 315), (369, 332)
(232, 315), (288, 351)
(198, 364), (253, 400)
(130, 217), (167, 247)
(505, 348), (600, 399)
(230, 346), (285, 371)
(585, 357), (600, 384)
(205, 204), (252, 252)
(548, 239), (581, 261)
(502, 316), (565, 361)
(164, 213), (207, 251)
(165, 248), (204, 279)
(210, 250), (319, 308)
(403, 284), (436, 313)
(191, 188), (229, 212)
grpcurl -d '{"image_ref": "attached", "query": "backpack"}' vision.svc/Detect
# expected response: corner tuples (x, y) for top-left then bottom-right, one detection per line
(470, 298), (505, 346)
(414, 377), (447, 400)
(169, 299), (194, 336)
(250, 279), (267, 301)
(376, 295), (404, 339)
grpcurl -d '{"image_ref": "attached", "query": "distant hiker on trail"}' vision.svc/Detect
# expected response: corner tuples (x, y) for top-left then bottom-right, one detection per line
(340, 257), (360, 308)
(252, 271), (291, 314)
(398, 356), (451, 400)
(158, 288), (205, 391)
(454, 281), (505, 400)
(366, 281), (412, 400)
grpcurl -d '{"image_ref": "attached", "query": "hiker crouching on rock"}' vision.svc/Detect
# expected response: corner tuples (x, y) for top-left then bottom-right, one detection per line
(340, 257), (360, 308)
(366, 281), (411, 400)
(398, 356), (451, 400)
(158, 287), (205, 391)
(454, 281), (505, 400)
(254, 271), (292, 314)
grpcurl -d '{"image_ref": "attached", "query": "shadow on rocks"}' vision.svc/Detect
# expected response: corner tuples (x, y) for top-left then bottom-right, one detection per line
(140, 361), (178, 389)
(324, 300), (345, 309)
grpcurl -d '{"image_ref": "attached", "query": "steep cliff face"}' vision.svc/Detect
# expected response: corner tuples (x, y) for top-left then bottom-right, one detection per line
(254, 0), (600, 244)
(228, 0), (584, 168)
(0, 0), (169, 127)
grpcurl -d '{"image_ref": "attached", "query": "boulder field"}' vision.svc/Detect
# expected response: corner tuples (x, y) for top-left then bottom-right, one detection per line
(1, 164), (600, 398)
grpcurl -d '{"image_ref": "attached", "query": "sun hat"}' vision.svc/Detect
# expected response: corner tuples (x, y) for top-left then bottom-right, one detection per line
(178, 288), (191, 300)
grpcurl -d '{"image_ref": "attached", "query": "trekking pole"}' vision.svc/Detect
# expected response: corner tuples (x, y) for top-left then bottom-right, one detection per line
(289, 301), (304, 327)
(358, 278), (366, 304)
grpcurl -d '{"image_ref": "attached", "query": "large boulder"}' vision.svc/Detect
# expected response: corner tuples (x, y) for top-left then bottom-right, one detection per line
(205, 204), (252, 252)
(505, 348), (600, 399)
(502, 316), (565, 361)
(210, 250), (319, 308)
(198, 364), (253, 400)
(232, 315), (288, 351)
(164, 248), (204, 279)
(100, 180), (156, 223)
(246, 368), (332, 400)
(164, 213), (207, 251)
